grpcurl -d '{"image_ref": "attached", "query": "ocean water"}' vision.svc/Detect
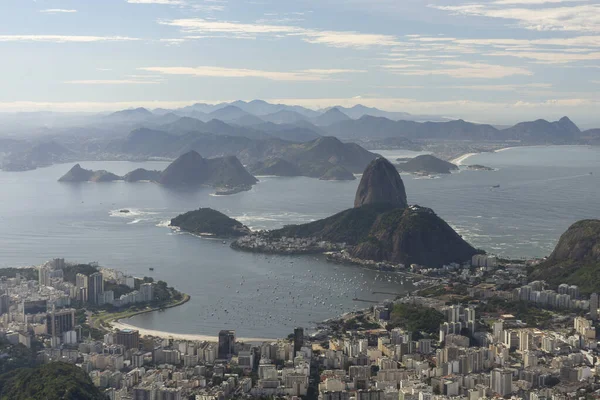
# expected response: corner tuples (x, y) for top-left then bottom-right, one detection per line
(0, 145), (598, 338)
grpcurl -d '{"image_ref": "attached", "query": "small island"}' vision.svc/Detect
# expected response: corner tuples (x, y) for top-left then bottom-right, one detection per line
(170, 208), (251, 238)
(58, 164), (121, 182)
(396, 154), (459, 175)
(214, 184), (253, 196)
(465, 164), (494, 171)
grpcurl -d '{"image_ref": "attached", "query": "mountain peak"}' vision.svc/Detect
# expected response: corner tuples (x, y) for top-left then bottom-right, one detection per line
(313, 108), (351, 126)
(354, 157), (408, 209)
(558, 116), (580, 133)
(325, 107), (345, 115)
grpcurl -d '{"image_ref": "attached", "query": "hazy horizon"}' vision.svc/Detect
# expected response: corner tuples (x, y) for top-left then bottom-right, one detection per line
(0, 0), (598, 125)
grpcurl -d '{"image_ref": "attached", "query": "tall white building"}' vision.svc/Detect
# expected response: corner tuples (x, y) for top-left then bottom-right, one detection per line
(39, 266), (51, 287)
(140, 283), (154, 303)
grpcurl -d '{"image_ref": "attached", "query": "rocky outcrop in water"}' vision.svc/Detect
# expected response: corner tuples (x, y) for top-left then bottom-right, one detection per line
(158, 151), (258, 188)
(170, 208), (251, 237)
(397, 155), (458, 174)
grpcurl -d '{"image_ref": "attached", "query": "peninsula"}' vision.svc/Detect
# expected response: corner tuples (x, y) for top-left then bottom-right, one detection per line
(233, 158), (478, 268)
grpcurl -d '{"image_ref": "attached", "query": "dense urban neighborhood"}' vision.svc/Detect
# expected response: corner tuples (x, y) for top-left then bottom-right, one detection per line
(1, 255), (600, 400)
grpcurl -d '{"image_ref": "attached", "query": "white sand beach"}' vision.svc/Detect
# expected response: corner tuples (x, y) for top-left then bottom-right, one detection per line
(451, 153), (478, 166)
(111, 321), (274, 343)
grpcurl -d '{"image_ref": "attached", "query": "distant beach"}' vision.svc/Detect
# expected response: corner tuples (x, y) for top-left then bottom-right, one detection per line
(451, 146), (519, 166)
(450, 153), (478, 166)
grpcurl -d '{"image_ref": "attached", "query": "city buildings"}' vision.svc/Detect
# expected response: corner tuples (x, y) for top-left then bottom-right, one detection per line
(115, 329), (140, 350)
(88, 272), (104, 305)
(46, 308), (75, 338)
(218, 330), (236, 359)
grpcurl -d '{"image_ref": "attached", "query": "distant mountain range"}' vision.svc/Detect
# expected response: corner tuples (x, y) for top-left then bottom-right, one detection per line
(1, 99), (599, 174)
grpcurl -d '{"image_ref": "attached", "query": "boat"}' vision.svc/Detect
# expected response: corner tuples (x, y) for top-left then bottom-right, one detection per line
(149, 267), (154, 271)
(492, 184), (500, 188)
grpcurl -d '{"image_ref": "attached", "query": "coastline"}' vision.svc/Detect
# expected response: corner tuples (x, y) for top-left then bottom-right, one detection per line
(111, 321), (275, 343)
(450, 145), (521, 166)
(450, 152), (478, 166)
(92, 293), (191, 331)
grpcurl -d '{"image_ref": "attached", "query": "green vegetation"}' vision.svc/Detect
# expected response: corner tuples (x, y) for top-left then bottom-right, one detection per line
(530, 219), (600, 294)
(0, 362), (106, 400)
(397, 154), (458, 174)
(103, 282), (133, 298)
(90, 292), (190, 331)
(341, 314), (381, 331)
(319, 165), (356, 181)
(170, 208), (250, 237)
(531, 260), (600, 295)
(0, 339), (39, 375)
(479, 298), (553, 328)
(352, 206), (479, 268)
(62, 264), (98, 284)
(389, 303), (445, 337)
(0, 268), (37, 281)
(273, 203), (395, 245)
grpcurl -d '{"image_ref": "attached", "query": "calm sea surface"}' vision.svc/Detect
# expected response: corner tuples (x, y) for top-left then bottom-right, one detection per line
(0, 145), (598, 338)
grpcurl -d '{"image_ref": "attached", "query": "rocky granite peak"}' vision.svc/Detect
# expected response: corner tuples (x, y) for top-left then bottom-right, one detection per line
(354, 157), (408, 208)
(547, 219), (600, 264)
(158, 150), (257, 188)
(530, 219), (600, 294)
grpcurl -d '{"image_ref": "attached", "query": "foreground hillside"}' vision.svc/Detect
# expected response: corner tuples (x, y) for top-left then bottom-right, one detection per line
(0, 362), (106, 400)
(530, 219), (600, 294)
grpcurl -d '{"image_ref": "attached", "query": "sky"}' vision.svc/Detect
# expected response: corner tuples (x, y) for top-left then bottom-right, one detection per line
(0, 0), (599, 125)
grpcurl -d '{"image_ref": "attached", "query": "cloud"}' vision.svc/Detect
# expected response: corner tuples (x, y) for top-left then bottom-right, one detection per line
(0, 35), (139, 43)
(443, 83), (552, 91)
(492, 0), (586, 4)
(39, 9), (77, 13)
(390, 34), (600, 65)
(139, 66), (365, 81)
(431, 3), (600, 33)
(485, 50), (600, 64)
(127, 0), (185, 4)
(299, 30), (401, 48)
(159, 18), (400, 48)
(64, 79), (162, 85)
(383, 61), (532, 78)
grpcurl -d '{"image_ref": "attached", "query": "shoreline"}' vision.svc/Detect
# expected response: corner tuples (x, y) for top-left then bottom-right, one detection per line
(450, 152), (479, 166)
(111, 321), (275, 343)
(93, 293), (191, 331)
(450, 145), (522, 166)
